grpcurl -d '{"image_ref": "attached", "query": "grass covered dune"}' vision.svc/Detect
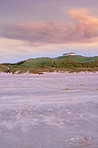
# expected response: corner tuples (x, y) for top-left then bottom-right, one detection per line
(0, 55), (98, 74)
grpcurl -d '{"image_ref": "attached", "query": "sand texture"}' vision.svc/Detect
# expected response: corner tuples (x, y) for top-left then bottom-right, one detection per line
(0, 72), (98, 148)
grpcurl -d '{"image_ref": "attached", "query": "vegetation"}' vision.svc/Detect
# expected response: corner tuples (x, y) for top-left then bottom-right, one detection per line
(0, 55), (98, 74)
(0, 65), (8, 73)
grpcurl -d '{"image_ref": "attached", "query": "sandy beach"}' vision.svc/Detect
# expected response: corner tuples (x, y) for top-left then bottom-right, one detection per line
(0, 72), (98, 148)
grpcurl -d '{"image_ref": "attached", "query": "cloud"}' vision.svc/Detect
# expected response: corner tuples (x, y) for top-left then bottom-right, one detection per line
(1, 21), (72, 44)
(1, 8), (98, 45)
(65, 8), (98, 39)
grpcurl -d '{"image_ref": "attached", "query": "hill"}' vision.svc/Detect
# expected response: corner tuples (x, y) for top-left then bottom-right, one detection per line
(0, 55), (98, 74)
(55, 55), (98, 62)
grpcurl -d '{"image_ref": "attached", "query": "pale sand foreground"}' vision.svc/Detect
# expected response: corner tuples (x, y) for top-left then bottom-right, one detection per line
(0, 72), (98, 148)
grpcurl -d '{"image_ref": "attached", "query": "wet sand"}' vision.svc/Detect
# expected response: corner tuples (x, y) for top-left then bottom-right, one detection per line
(0, 72), (98, 148)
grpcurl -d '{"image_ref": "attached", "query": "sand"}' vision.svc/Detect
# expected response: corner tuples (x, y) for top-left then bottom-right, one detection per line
(0, 72), (98, 148)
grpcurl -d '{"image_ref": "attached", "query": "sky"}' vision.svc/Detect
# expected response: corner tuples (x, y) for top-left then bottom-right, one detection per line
(0, 0), (98, 63)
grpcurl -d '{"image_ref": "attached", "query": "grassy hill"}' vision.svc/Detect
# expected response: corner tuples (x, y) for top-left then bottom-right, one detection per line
(55, 55), (98, 62)
(21, 57), (51, 67)
(1, 55), (98, 74)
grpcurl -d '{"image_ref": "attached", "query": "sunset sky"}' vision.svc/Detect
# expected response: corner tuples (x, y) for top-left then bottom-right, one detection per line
(0, 0), (98, 63)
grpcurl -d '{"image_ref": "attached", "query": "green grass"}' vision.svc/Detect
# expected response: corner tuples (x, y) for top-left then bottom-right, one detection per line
(1, 55), (98, 74)
(21, 57), (51, 68)
(56, 55), (98, 62)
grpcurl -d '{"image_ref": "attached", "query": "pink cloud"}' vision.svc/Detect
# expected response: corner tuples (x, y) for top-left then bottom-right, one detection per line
(65, 8), (98, 39)
(1, 8), (98, 45)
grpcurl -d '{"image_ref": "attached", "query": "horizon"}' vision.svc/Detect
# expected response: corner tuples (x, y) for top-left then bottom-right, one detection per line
(0, 53), (98, 64)
(0, 0), (98, 63)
